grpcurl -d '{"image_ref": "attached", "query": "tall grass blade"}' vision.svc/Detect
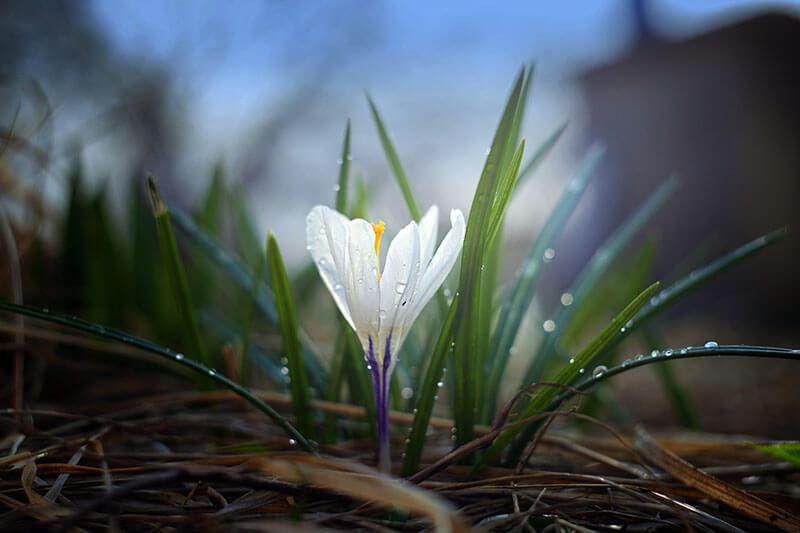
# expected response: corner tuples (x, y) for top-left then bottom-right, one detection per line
(267, 233), (315, 439)
(401, 297), (459, 477)
(481, 145), (603, 422)
(336, 120), (351, 212)
(367, 96), (421, 221)
(452, 67), (527, 447)
(147, 176), (210, 371)
(0, 301), (317, 453)
(522, 176), (679, 386)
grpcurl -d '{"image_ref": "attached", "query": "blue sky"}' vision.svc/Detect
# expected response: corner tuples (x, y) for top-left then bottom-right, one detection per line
(84, 0), (800, 263)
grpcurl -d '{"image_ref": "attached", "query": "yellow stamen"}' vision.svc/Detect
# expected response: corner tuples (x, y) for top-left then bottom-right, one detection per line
(373, 221), (385, 283)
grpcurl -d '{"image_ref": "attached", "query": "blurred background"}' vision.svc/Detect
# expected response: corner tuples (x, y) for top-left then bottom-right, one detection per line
(1, 0), (799, 435)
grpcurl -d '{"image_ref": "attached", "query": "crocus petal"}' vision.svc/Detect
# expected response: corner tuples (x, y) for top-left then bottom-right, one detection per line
(418, 205), (439, 271)
(306, 206), (354, 331)
(405, 208), (466, 326)
(377, 220), (422, 360)
(344, 218), (381, 350)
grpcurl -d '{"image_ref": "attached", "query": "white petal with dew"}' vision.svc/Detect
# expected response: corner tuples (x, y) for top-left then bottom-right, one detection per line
(306, 206), (354, 330)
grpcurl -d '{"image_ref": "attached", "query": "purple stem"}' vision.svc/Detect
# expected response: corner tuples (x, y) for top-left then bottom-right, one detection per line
(367, 335), (393, 472)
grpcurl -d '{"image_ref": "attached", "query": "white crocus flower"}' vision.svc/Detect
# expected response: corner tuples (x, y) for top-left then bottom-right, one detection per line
(306, 204), (465, 470)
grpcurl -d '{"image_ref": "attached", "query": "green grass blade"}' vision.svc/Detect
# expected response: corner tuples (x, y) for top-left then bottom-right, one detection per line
(546, 344), (800, 415)
(147, 177), (210, 371)
(401, 296), (459, 477)
(267, 233), (315, 439)
(196, 162), (226, 237)
(367, 95), (421, 221)
(522, 176), (679, 386)
(0, 301), (317, 453)
(479, 282), (660, 470)
(169, 208), (327, 391)
(481, 145), (603, 422)
(335, 119), (351, 212)
(451, 67), (527, 447)
(486, 139), (526, 244)
(753, 442), (800, 467)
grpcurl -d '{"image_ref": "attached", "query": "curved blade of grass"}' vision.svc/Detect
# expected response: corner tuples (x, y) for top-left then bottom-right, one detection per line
(478, 282), (660, 470)
(546, 343), (800, 414)
(335, 119), (351, 212)
(401, 296), (459, 477)
(169, 208), (327, 391)
(0, 301), (317, 453)
(367, 95), (421, 221)
(147, 177), (209, 372)
(486, 139), (526, 244)
(522, 176), (679, 386)
(481, 145), (604, 422)
(452, 67), (527, 447)
(267, 233), (315, 439)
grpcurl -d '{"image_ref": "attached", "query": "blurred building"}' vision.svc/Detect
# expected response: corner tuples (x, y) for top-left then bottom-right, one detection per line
(579, 11), (800, 338)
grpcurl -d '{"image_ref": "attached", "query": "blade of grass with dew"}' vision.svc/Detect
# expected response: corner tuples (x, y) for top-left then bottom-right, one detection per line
(522, 176), (679, 387)
(544, 344), (800, 415)
(451, 68), (527, 447)
(147, 176), (210, 373)
(478, 281), (660, 470)
(0, 301), (317, 453)
(367, 95), (421, 221)
(169, 207), (327, 391)
(472, 139), (525, 407)
(267, 233), (315, 439)
(335, 119), (351, 212)
(401, 296), (459, 477)
(480, 145), (603, 423)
